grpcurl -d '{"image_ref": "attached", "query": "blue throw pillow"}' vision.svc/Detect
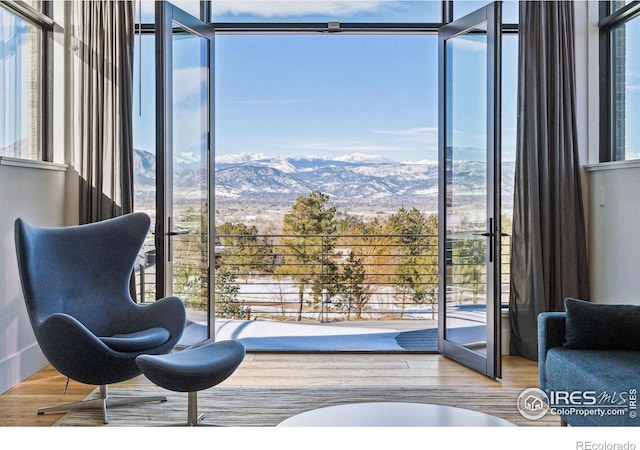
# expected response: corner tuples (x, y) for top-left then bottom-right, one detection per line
(564, 298), (640, 350)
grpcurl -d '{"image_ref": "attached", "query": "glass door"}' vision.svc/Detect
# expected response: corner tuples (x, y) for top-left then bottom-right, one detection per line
(156, 2), (215, 345)
(438, 2), (502, 378)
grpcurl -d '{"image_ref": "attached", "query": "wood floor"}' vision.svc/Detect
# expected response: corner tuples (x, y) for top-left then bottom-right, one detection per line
(0, 353), (539, 426)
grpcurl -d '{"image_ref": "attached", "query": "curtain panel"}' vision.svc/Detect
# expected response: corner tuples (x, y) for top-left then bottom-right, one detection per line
(78, 0), (134, 224)
(509, 1), (590, 361)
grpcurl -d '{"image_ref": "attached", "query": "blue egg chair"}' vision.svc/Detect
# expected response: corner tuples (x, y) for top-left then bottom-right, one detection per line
(14, 212), (186, 423)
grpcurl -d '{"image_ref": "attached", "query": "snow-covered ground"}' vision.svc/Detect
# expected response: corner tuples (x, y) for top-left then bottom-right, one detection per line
(178, 305), (487, 352)
(180, 318), (405, 351)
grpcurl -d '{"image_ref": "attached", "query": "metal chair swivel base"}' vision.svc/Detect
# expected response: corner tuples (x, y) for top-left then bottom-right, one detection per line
(147, 392), (220, 427)
(180, 391), (213, 427)
(37, 384), (167, 424)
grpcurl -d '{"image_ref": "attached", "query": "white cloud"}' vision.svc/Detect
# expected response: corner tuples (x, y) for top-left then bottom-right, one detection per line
(173, 66), (208, 108)
(627, 69), (640, 79)
(287, 142), (403, 153)
(217, 134), (437, 162)
(212, 1), (399, 19)
(375, 127), (437, 137)
(502, 125), (517, 160)
(375, 127), (438, 147)
(174, 106), (208, 155)
(450, 34), (488, 53)
(227, 99), (311, 105)
(452, 128), (485, 149)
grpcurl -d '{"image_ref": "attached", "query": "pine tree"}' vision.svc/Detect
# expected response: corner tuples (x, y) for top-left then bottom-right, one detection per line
(217, 221), (275, 279)
(214, 265), (245, 318)
(278, 190), (338, 321)
(387, 207), (439, 319)
(338, 250), (370, 320)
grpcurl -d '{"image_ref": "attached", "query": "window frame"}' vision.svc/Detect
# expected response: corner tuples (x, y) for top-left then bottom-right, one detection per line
(599, 1), (640, 162)
(0, 0), (53, 162)
(135, 0), (520, 32)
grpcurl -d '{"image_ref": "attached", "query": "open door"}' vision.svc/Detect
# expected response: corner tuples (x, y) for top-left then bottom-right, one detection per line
(438, 2), (502, 378)
(156, 2), (215, 345)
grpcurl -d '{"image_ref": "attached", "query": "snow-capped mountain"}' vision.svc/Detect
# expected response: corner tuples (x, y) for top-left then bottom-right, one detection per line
(134, 150), (514, 208)
(214, 152), (268, 164)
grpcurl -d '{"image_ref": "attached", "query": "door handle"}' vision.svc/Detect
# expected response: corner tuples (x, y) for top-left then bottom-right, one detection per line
(473, 231), (494, 237)
(472, 218), (495, 262)
(166, 217), (188, 262)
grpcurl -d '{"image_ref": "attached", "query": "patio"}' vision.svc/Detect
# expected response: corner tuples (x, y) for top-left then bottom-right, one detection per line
(179, 305), (489, 352)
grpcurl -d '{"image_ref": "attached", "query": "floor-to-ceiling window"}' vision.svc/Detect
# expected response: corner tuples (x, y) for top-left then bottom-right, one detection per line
(132, 0), (518, 353)
(600, 1), (640, 161)
(0, 1), (51, 162)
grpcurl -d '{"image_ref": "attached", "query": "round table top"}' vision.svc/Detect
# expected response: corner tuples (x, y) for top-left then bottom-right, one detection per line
(277, 402), (517, 427)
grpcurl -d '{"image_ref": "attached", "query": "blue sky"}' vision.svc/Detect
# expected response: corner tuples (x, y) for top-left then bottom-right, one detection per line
(215, 34), (440, 161)
(215, 32), (518, 162)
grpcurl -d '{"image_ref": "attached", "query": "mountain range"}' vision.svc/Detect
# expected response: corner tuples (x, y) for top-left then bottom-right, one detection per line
(134, 149), (515, 211)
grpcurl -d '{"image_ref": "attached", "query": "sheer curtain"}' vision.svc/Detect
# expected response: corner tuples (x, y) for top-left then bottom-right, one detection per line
(77, 0), (134, 224)
(509, 1), (590, 361)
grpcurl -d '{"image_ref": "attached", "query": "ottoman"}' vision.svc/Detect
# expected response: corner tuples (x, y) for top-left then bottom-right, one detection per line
(135, 339), (245, 426)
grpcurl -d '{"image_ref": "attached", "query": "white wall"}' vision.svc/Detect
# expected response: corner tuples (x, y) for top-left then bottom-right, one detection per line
(586, 162), (640, 305)
(0, 164), (67, 394)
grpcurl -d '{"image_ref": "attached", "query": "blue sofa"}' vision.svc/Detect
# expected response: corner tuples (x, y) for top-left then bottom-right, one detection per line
(538, 298), (640, 426)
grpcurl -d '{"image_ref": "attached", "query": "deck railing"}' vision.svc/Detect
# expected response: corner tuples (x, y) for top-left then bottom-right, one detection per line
(136, 233), (511, 323)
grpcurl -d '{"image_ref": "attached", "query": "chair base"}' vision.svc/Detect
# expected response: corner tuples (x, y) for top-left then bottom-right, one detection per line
(183, 391), (211, 426)
(37, 384), (167, 424)
(187, 391), (200, 426)
(154, 392), (221, 427)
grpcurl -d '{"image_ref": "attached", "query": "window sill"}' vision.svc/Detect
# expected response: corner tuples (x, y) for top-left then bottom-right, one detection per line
(0, 156), (67, 172)
(584, 160), (640, 172)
